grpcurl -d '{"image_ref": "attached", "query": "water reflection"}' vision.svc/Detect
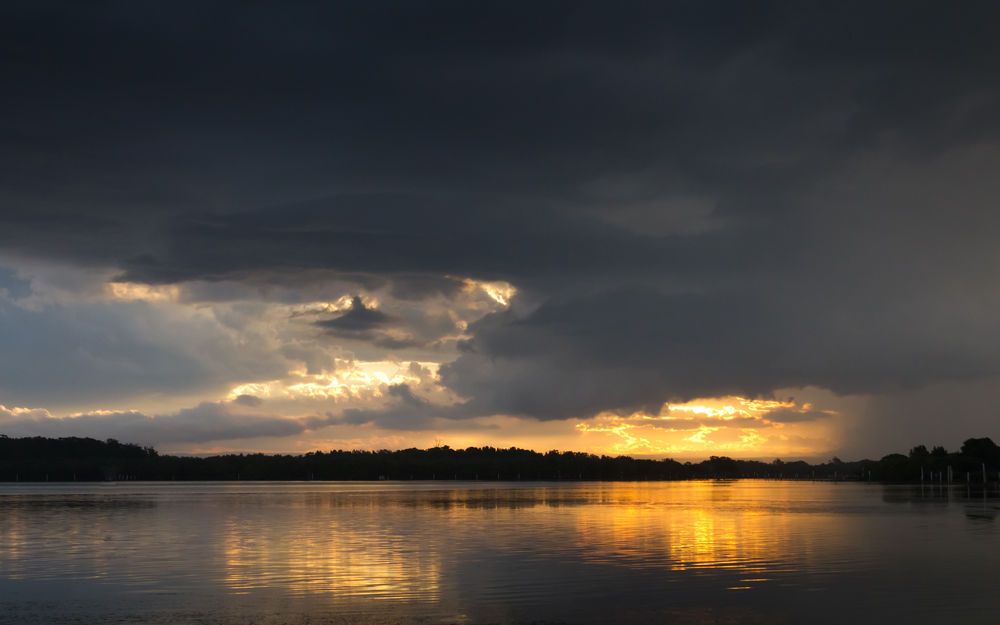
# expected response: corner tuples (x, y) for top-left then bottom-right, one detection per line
(220, 508), (442, 599)
(0, 493), (160, 584)
(878, 482), (1000, 521)
(1, 481), (999, 625)
(564, 481), (871, 598)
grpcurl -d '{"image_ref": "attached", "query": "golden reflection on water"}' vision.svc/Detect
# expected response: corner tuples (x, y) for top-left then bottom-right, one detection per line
(206, 481), (856, 600)
(2, 481), (1000, 625)
(0, 495), (152, 584)
(0, 480), (965, 614)
(568, 481), (846, 581)
(220, 514), (442, 599)
(1, 510), (27, 580)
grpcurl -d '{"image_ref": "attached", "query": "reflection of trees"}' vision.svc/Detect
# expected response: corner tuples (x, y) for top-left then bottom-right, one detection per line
(879, 484), (1000, 523)
(880, 484), (951, 506)
(964, 501), (998, 521)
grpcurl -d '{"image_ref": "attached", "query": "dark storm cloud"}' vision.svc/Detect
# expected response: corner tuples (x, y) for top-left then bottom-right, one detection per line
(641, 417), (769, 431)
(338, 383), (491, 431)
(341, 383), (436, 428)
(318, 296), (392, 334)
(440, 276), (1000, 419)
(761, 408), (832, 424)
(232, 394), (263, 407)
(389, 275), (466, 301)
(3, 2), (1000, 425)
(315, 295), (436, 349)
(109, 194), (678, 289)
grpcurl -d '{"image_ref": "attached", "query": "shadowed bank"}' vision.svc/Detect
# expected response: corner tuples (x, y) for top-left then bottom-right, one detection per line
(2, 435), (999, 484)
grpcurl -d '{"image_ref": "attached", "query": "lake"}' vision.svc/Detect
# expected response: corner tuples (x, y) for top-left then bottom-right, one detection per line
(1, 480), (998, 624)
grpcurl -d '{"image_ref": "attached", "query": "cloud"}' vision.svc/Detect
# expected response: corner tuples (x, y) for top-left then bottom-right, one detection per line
(439, 274), (1000, 421)
(0, 400), (321, 446)
(840, 374), (1000, 459)
(0, 301), (280, 408)
(1, 2), (1000, 453)
(340, 383), (453, 429)
(762, 408), (833, 424)
(0, 267), (31, 299)
(0, 270), (297, 408)
(232, 394), (264, 407)
(6, 3), (996, 288)
(312, 295), (432, 350)
(318, 296), (392, 333)
(310, 292), (471, 352)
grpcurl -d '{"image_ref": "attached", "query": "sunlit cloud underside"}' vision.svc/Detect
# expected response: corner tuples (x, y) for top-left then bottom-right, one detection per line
(2, 268), (851, 460)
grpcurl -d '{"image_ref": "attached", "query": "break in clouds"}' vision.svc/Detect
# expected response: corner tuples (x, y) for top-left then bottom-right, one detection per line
(2, 2), (1000, 457)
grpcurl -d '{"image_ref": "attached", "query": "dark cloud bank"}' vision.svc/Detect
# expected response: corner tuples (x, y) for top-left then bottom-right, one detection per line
(3, 2), (1000, 448)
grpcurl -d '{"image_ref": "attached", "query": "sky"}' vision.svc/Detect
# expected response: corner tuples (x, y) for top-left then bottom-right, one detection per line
(1, 2), (999, 461)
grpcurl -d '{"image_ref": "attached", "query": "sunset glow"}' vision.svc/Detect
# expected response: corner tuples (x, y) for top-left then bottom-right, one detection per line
(106, 281), (180, 302)
(228, 361), (441, 401)
(574, 396), (840, 458)
(461, 278), (518, 307)
(5, 4), (1000, 624)
(2, 1), (996, 467)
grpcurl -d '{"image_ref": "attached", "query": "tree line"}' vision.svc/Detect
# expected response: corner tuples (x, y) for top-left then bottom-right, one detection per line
(1, 434), (998, 482)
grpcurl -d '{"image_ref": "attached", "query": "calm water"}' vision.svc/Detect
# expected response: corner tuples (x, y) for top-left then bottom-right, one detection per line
(1, 480), (998, 624)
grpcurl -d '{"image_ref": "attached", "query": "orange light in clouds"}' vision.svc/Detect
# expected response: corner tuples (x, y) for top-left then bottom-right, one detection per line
(227, 361), (441, 401)
(460, 278), (517, 307)
(576, 396), (838, 458)
(106, 281), (179, 302)
(664, 396), (795, 419)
